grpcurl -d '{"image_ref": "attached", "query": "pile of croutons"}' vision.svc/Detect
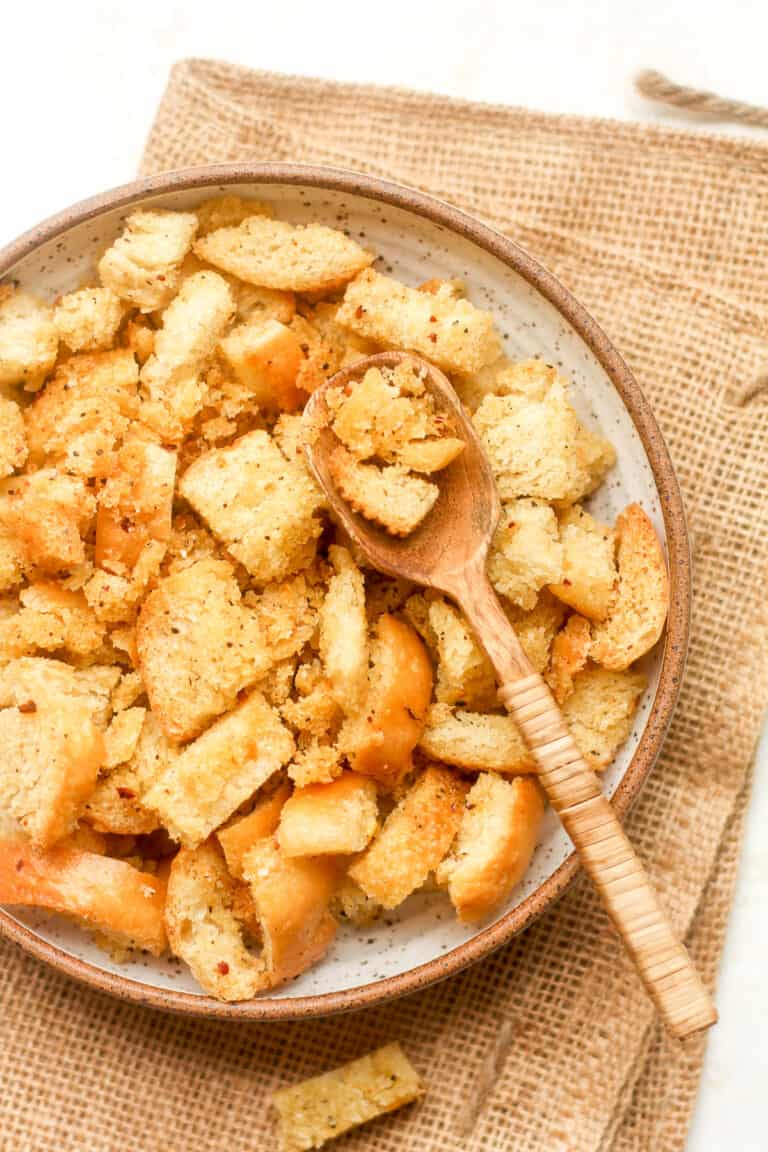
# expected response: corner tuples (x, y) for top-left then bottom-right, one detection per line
(0, 197), (668, 1001)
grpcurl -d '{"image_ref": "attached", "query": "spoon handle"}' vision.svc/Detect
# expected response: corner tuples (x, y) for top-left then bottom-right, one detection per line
(456, 575), (717, 1041)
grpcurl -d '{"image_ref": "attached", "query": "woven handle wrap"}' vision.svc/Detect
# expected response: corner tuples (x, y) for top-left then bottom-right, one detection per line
(499, 673), (717, 1039)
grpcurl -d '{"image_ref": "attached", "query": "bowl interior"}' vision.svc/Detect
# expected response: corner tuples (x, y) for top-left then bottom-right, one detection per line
(1, 176), (669, 1010)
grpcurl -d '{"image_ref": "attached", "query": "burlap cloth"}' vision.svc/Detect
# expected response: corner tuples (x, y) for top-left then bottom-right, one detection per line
(2, 59), (768, 1152)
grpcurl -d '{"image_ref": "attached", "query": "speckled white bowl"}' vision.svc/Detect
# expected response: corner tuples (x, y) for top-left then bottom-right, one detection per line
(0, 165), (690, 1019)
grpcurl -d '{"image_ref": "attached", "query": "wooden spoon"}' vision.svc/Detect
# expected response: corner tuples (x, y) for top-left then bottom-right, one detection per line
(303, 350), (716, 1040)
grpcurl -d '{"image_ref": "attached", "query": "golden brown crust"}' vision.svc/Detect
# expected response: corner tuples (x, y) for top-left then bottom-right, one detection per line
(277, 772), (378, 857)
(546, 614), (593, 704)
(328, 444), (438, 537)
(417, 704), (534, 775)
(216, 780), (292, 879)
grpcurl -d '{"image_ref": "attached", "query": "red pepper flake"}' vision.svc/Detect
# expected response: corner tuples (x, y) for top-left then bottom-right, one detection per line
(428, 333), (438, 343)
(15, 859), (24, 871)
(18, 700), (36, 714)
(217, 961), (230, 975)
(562, 578), (572, 586)
(354, 305), (365, 319)
(117, 786), (137, 799)
(429, 315), (437, 323)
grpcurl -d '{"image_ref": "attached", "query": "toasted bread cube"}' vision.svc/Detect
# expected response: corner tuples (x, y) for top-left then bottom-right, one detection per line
(428, 598), (497, 709)
(546, 614), (593, 704)
(306, 300), (377, 368)
(283, 313), (344, 396)
(349, 765), (468, 908)
(337, 269), (501, 375)
(0, 287), (58, 390)
(84, 711), (172, 836)
(563, 664), (647, 769)
(195, 216), (373, 294)
(473, 377), (616, 503)
(436, 774), (544, 922)
(0, 841), (166, 954)
(241, 836), (339, 984)
(319, 545), (368, 710)
(165, 840), (269, 1000)
(488, 499), (563, 610)
(111, 669), (144, 711)
(0, 656), (118, 728)
(53, 287), (124, 353)
(250, 568), (325, 662)
(0, 678), (104, 845)
(455, 355), (557, 411)
(95, 433), (176, 577)
(503, 590), (565, 675)
(272, 1042), (423, 1152)
(219, 317), (304, 413)
(101, 706), (146, 769)
(98, 209), (198, 311)
(330, 877), (382, 926)
(329, 445), (438, 537)
(549, 505), (616, 621)
(140, 271), (234, 441)
(0, 469), (95, 572)
(0, 395), (26, 478)
(0, 530), (25, 592)
(136, 558), (271, 742)
(590, 504), (669, 670)
(25, 349), (139, 478)
(0, 581), (106, 664)
(180, 430), (324, 583)
(288, 743), (343, 788)
(83, 559), (161, 626)
(194, 195), (273, 235)
(341, 614), (433, 790)
(418, 704), (534, 775)
(217, 779), (292, 878)
(144, 691), (294, 846)
(278, 772), (378, 858)
(232, 283), (295, 326)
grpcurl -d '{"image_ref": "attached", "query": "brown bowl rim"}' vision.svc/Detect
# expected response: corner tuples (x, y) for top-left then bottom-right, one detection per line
(0, 162), (690, 1020)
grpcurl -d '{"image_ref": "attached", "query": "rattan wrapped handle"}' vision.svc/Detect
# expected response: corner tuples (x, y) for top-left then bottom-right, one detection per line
(456, 575), (717, 1040)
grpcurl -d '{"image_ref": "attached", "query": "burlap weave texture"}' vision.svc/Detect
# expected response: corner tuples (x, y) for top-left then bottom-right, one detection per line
(2, 60), (767, 1152)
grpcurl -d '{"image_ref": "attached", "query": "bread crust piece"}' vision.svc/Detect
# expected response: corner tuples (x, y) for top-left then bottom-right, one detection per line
(549, 505), (617, 621)
(216, 779), (292, 878)
(436, 774), (544, 922)
(0, 841), (167, 955)
(271, 1042), (423, 1152)
(418, 704), (535, 775)
(0, 468), (96, 573)
(546, 614), (593, 704)
(278, 772), (378, 857)
(53, 287), (124, 353)
(349, 764), (469, 908)
(337, 268), (501, 374)
(328, 444), (439, 537)
(195, 216), (374, 294)
(562, 664), (647, 769)
(165, 840), (269, 1000)
(98, 209), (198, 312)
(319, 545), (368, 710)
(136, 558), (271, 742)
(590, 503), (669, 670)
(0, 395), (27, 479)
(219, 317), (304, 413)
(341, 614), (433, 790)
(144, 690), (294, 847)
(0, 286), (58, 391)
(179, 429), (324, 584)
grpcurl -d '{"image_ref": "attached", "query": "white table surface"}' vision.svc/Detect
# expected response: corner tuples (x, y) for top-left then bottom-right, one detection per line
(2, 2), (767, 1145)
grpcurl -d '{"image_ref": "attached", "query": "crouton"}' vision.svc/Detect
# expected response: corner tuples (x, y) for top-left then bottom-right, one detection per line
(455, 355), (557, 411)
(136, 558), (271, 742)
(0, 658), (119, 734)
(219, 317), (304, 412)
(25, 349), (139, 478)
(272, 1042), (423, 1152)
(95, 433), (176, 577)
(330, 877), (382, 926)
(283, 313), (343, 396)
(546, 614), (593, 704)
(241, 836), (339, 984)
(341, 614), (433, 790)
(473, 377), (616, 503)
(195, 216), (373, 294)
(101, 705), (146, 769)
(0, 286), (58, 390)
(140, 271), (235, 441)
(488, 499), (563, 610)
(121, 314), (156, 364)
(0, 681), (104, 845)
(0, 841), (167, 954)
(288, 743), (343, 788)
(328, 444), (439, 537)
(562, 664), (647, 769)
(83, 711), (172, 836)
(418, 704), (534, 774)
(144, 690), (294, 847)
(504, 589), (566, 674)
(419, 277), (466, 299)
(0, 530), (25, 593)
(278, 772), (378, 857)
(0, 469), (96, 572)
(349, 765), (468, 908)
(53, 287), (124, 353)
(549, 505), (616, 621)
(428, 598), (498, 709)
(217, 779), (292, 878)
(436, 774), (544, 922)
(98, 209), (198, 312)
(179, 430), (324, 583)
(165, 840), (269, 1000)
(83, 555), (163, 626)
(301, 300), (377, 369)
(0, 581), (106, 665)
(0, 395), (26, 478)
(111, 669), (144, 711)
(195, 195), (272, 236)
(319, 545), (368, 709)
(337, 269), (501, 375)
(249, 568), (325, 662)
(590, 504), (669, 670)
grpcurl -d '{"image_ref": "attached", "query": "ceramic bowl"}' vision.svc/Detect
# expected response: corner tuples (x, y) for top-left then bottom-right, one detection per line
(0, 164), (690, 1019)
